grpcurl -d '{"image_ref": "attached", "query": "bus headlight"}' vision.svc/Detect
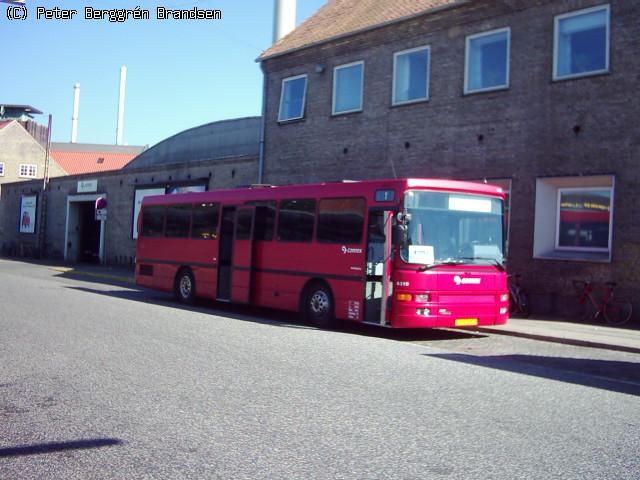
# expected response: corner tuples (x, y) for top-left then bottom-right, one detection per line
(500, 293), (509, 302)
(416, 308), (430, 316)
(500, 307), (508, 315)
(415, 293), (430, 302)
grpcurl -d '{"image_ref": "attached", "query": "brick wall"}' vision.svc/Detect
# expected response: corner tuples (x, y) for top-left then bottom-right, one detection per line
(261, 0), (640, 317)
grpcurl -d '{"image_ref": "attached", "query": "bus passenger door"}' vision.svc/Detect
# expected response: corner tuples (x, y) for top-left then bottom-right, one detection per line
(364, 210), (393, 325)
(230, 206), (255, 304)
(217, 206), (237, 301)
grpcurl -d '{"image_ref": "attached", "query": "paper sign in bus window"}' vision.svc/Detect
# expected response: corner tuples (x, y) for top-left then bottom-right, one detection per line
(408, 245), (434, 265)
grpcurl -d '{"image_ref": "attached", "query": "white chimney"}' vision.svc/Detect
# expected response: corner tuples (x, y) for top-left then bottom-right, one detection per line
(116, 65), (127, 145)
(273, 0), (296, 43)
(71, 83), (80, 143)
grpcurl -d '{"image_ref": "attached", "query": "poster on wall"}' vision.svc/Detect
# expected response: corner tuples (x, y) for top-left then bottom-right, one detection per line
(166, 184), (206, 194)
(132, 188), (166, 239)
(19, 195), (37, 234)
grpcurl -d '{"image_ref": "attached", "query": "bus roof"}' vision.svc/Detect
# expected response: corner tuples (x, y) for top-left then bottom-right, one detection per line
(141, 178), (505, 206)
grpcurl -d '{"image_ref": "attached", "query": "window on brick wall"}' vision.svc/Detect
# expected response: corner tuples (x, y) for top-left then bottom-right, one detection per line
(278, 74), (308, 122)
(19, 164), (37, 178)
(393, 46), (430, 105)
(332, 61), (364, 115)
(0, 162), (4, 176)
(464, 28), (510, 94)
(534, 175), (614, 262)
(554, 5), (610, 80)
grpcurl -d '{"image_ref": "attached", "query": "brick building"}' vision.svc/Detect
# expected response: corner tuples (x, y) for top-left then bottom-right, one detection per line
(258, 0), (639, 316)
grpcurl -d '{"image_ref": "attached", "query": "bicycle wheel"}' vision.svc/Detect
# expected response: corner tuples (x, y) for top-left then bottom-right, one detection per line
(603, 297), (633, 326)
(517, 289), (531, 318)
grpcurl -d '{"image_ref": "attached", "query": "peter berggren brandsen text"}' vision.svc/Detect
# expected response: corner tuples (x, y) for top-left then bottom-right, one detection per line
(35, 7), (223, 22)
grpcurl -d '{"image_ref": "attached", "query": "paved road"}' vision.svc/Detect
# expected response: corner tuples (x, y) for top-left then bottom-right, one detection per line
(1, 259), (639, 479)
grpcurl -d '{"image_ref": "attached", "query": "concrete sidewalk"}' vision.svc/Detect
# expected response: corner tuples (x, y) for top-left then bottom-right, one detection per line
(49, 262), (640, 354)
(475, 317), (640, 354)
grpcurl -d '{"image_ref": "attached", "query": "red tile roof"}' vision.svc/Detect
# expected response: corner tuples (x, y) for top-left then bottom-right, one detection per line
(259, 0), (462, 60)
(51, 150), (138, 175)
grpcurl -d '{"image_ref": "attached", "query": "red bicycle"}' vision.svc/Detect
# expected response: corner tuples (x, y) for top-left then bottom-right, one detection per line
(572, 280), (633, 326)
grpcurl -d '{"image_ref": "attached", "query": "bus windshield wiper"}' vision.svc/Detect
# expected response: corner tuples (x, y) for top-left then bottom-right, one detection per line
(418, 258), (465, 271)
(455, 257), (506, 271)
(418, 257), (505, 272)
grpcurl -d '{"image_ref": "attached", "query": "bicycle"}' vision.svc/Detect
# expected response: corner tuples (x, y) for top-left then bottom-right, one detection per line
(572, 280), (633, 326)
(508, 274), (530, 318)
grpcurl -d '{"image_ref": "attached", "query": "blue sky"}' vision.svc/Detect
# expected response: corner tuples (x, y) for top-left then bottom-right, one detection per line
(1, 0), (326, 146)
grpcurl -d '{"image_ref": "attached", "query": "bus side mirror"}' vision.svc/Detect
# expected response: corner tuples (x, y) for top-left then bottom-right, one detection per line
(392, 224), (407, 247)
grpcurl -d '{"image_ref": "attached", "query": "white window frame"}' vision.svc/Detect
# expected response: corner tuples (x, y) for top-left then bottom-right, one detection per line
(392, 45), (431, 106)
(278, 74), (308, 122)
(0, 162), (5, 176)
(533, 175), (614, 263)
(553, 4), (610, 81)
(19, 164), (37, 178)
(555, 186), (613, 253)
(464, 27), (511, 95)
(332, 61), (365, 116)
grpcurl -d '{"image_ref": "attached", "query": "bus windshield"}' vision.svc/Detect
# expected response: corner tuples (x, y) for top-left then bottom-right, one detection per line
(401, 190), (505, 268)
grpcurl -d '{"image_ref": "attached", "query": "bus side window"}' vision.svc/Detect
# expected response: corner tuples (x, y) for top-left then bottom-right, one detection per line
(165, 204), (192, 238)
(248, 201), (276, 241)
(317, 197), (365, 244)
(277, 199), (316, 242)
(192, 203), (220, 240)
(141, 206), (166, 238)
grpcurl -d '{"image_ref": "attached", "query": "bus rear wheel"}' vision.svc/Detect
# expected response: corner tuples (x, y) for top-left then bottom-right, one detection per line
(303, 282), (336, 329)
(174, 268), (196, 304)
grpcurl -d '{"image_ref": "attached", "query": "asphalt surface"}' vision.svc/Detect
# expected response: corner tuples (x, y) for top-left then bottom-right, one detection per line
(1, 259), (639, 479)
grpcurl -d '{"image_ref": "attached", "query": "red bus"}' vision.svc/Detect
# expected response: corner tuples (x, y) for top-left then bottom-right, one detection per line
(135, 178), (509, 328)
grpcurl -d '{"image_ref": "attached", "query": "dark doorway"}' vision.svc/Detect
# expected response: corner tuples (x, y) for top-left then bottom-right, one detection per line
(78, 201), (100, 263)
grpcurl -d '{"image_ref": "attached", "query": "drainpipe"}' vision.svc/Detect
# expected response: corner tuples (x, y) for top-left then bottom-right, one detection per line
(258, 65), (267, 184)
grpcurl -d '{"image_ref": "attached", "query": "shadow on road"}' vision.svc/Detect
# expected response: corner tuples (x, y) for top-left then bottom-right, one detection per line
(65, 285), (486, 343)
(425, 353), (640, 397)
(0, 438), (123, 458)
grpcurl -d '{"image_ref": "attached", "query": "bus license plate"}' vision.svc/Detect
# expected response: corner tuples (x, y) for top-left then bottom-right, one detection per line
(455, 318), (478, 327)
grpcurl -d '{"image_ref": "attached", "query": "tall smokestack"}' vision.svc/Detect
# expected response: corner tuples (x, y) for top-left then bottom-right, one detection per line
(273, 0), (296, 43)
(71, 83), (80, 143)
(116, 65), (127, 145)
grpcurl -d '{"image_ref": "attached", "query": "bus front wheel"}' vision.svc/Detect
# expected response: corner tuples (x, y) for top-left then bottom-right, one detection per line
(303, 282), (336, 329)
(174, 268), (196, 304)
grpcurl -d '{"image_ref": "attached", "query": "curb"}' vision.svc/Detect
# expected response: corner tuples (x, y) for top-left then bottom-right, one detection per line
(473, 326), (640, 355)
(50, 267), (135, 285)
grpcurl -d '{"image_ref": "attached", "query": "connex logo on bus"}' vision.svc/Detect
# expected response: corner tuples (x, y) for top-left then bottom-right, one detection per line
(454, 275), (481, 286)
(341, 246), (363, 254)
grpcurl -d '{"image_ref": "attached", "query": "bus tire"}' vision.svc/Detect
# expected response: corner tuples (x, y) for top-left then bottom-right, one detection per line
(302, 282), (336, 329)
(174, 268), (196, 304)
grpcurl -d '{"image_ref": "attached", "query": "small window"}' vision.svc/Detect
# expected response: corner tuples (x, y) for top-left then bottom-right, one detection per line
(165, 204), (192, 238)
(534, 175), (614, 262)
(235, 209), (254, 240)
(332, 61), (364, 115)
(0, 162), (4, 176)
(191, 202), (220, 240)
(393, 46), (430, 105)
(19, 164), (38, 178)
(554, 5), (610, 80)
(277, 199), (316, 242)
(248, 201), (276, 241)
(465, 28), (510, 94)
(140, 206), (165, 238)
(557, 188), (611, 251)
(278, 74), (308, 122)
(317, 198), (366, 244)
